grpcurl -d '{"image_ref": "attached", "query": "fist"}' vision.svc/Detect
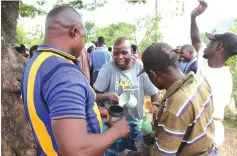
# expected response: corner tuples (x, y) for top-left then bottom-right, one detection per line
(111, 119), (130, 139)
(191, 0), (208, 18)
(99, 107), (108, 118)
(143, 133), (156, 145)
(106, 92), (120, 103)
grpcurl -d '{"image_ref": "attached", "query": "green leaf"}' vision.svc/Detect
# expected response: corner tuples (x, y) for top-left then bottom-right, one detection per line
(227, 18), (237, 107)
(19, 2), (47, 18)
(95, 22), (136, 46)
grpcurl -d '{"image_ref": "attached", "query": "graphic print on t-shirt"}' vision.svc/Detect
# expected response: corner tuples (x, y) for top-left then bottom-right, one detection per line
(116, 77), (139, 93)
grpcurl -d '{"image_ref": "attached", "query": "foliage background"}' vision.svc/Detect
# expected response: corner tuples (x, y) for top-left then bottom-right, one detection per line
(227, 19), (237, 107)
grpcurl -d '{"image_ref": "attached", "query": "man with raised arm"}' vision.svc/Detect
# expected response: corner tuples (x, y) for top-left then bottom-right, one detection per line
(190, 0), (237, 146)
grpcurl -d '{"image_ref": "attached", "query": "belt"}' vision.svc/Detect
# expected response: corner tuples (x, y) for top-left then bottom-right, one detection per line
(213, 117), (224, 121)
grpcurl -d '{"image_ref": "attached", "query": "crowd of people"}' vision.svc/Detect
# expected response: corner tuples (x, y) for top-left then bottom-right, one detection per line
(19, 0), (237, 156)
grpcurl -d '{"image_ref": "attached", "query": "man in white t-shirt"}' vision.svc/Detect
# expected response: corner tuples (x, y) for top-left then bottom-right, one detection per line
(190, 0), (237, 146)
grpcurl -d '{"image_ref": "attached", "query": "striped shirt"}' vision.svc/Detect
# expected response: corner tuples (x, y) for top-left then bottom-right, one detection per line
(150, 72), (215, 156)
(21, 44), (102, 156)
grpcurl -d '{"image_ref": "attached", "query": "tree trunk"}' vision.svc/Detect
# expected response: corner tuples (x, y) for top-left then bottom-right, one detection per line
(1, 1), (36, 156)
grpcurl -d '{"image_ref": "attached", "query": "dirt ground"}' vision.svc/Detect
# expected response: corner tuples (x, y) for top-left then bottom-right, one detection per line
(219, 119), (237, 155)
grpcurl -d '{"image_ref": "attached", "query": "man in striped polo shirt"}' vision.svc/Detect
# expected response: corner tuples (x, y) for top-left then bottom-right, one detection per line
(21, 6), (130, 156)
(122, 42), (217, 155)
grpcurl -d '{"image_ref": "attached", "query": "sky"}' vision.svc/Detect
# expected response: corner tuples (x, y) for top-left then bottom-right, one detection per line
(20, 0), (237, 47)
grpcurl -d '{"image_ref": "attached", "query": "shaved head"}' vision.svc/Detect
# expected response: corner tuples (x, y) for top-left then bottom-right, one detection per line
(181, 44), (195, 53)
(113, 37), (133, 70)
(113, 37), (131, 51)
(180, 44), (197, 61)
(46, 6), (83, 31)
(43, 6), (85, 57)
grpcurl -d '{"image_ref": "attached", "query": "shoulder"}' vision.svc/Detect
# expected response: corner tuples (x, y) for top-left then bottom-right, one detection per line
(134, 59), (143, 69)
(165, 74), (208, 116)
(166, 91), (189, 113)
(100, 61), (115, 72)
(103, 49), (111, 55)
(43, 55), (79, 72)
(27, 53), (79, 76)
(43, 64), (88, 95)
(39, 54), (86, 84)
(189, 61), (198, 70)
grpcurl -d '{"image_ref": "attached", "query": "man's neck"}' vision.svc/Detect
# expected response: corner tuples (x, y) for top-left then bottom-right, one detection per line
(43, 38), (71, 54)
(97, 45), (104, 48)
(165, 70), (185, 90)
(207, 56), (225, 68)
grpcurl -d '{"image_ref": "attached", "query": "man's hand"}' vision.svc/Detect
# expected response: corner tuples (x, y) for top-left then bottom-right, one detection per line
(191, 0), (208, 18)
(143, 133), (156, 146)
(105, 92), (120, 103)
(99, 107), (108, 118)
(109, 119), (130, 139)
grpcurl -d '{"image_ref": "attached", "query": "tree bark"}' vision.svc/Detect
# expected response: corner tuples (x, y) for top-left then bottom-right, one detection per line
(1, 1), (36, 156)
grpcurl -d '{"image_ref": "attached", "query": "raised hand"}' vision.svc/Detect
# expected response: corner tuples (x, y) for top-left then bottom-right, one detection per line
(191, 0), (208, 18)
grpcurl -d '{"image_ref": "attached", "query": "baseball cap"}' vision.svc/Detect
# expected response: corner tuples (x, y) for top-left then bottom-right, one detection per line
(137, 43), (179, 77)
(205, 32), (237, 57)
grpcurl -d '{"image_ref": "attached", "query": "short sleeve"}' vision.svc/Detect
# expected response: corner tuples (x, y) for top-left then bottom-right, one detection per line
(93, 64), (111, 92)
(143, 73), (158, 96)
(187, 62), (198, 74)
(42, 69), (87, 119)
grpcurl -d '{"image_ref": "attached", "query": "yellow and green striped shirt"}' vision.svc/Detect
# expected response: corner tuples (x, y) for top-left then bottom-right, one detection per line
(150, 72), (215, 156)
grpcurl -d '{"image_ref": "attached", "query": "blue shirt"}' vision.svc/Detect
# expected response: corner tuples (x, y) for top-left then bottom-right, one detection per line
(179, 57), (198, 74)
(91, 47), (112, 71)
(21, 45), (102, 156)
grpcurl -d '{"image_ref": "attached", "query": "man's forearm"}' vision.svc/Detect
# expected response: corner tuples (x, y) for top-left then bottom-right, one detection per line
(96, 92), (108, 101)
(72, 127), (120, 156)
(190, 17), (202, 52)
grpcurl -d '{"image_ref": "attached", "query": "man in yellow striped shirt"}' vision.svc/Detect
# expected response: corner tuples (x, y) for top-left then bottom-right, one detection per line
(123, 42), (218, 156)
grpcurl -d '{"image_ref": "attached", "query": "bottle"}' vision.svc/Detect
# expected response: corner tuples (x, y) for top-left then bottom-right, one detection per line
(141, 116), (152, 135)
(141, 116), (153, 149)
(103, 106), (124, 143)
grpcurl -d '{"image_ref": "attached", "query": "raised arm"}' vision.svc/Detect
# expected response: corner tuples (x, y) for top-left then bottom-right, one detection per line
(190, 0), (208, 53)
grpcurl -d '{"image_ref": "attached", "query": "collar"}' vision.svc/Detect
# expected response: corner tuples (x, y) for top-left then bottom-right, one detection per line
(162, 73), (194, 100)
(182, 57), (197, 63)
(37, 44), (76, 61)
(96, 46), (106, 49)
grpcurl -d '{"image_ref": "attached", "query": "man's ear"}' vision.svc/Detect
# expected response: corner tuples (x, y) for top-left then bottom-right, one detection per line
(215, 41), (223, 51)
(69, 27), (77, 39)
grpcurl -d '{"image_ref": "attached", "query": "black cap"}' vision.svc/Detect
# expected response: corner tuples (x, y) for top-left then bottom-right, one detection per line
(205, 32), (237, 57)
(137, 42), (179, 77)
